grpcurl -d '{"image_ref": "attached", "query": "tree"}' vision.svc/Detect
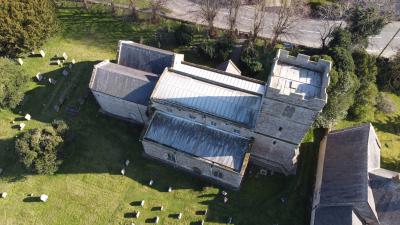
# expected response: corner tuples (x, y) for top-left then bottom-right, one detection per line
(240, 42), (263, 75)
(328, 28), (352, 49)
(197, 0), (223, 37)
(82, 0), (90, 11)
(270, 0), (309, 46)
(349, 49), (378, 121)
(0, 58), (29, 109)
(0, 0), (57, 57)
(175, 24), (194, 45)
(346, 3), (391, 46)
(15, 120), (69, 175)
(251, 0), (267, 42)
(227, 0), (242, 39)
(149, 0), (167, 24)
(317, 2), (347, 50)
(329, 47), (355, 72)
(388, 51), (400, 94)
(129, 0), (138, 21)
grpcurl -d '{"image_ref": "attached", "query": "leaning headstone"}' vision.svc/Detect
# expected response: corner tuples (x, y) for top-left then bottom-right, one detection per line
(0, 168), (3, 175)
(36, 72), (43, 81)
(221, 191), (227, 196)
(1, 192), (7, 199)
(149, 179), (154, 186)
(71, 59), (76, 64)
(159, 205), (164, 211)
(25, 114), (31, 121)
(223, 197), (228, 204)
(227, 217), (232, 224)
(57, 59), (61, 66)
(121, 168), (126, 176)
(177, 213), (182, 220)
(62, 69), (69, 77)
(140, 200), (145, 207)
(19, 123), (26, 131)
(40, 194), (48, 202)
(62, 52), (68, 60)
(154, 216), (159, 224)
(17, 58), (23, 65)
(168, 186), (172, 192)
(125, 159), (130, 167)
(39, 50), (46, 58)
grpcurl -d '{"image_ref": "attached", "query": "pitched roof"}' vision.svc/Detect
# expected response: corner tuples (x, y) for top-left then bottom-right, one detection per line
(216, 60), (242, 75)
(150, 69), (263, 128)
(173, 61), (265, 95)
(319, 124), (377, 204)
(369, 168), (400, 225)
(314, 206), (364, 225)
(117, 40), (175, 74)
(89, 61), (158, 105)
(144, 112), (251, 171)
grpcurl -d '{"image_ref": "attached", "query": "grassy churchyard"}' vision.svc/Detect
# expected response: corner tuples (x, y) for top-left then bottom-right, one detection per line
(0, 2), (399, 225)
(0, 3), (319, 225)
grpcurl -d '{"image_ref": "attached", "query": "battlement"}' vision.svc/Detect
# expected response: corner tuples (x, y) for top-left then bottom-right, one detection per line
(266, 49), (331, 111)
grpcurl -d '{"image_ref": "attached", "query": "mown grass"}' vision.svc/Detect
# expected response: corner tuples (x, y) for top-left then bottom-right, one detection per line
(336, 92), (400, 172)
(1, 3), (323, 225)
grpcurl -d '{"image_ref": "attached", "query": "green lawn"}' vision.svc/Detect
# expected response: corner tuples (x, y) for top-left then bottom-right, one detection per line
(0, 3), (327, 225)
(336, 93), (400, 172)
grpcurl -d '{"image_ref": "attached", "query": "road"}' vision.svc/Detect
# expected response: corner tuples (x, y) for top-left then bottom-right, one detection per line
(87, 0), (400, 57)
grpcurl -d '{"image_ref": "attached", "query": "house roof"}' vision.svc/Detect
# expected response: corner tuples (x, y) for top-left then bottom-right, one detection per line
(369, 168), (400, 225)
(144, 112), (251, 172)
(89, 61), (158, 105)
(173, 61), (265, 95)
(150, 68), (263, 128)
(117, 40), (175, 74)
(216, 60), (242, 75)
(314, 206), (364, 225)
(270, 62), (322, 99)
(319, 124), (377, 205)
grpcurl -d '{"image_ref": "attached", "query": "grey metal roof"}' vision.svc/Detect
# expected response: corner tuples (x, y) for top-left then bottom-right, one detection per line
(117, 41), (175, 74)
(144, 112), (251, 171)
(150, 69), (263, 128)
(173, 62), (265, 95)
(369, 168), (400, 225)
(320, 124), (374, 205)
(270, 62), (322, 99)
(314, 206), (363, 225)
(89, 61), (158, 105)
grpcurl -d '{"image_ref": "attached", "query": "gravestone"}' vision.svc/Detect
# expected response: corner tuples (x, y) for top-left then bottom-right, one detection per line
(40, 194), (48, 202)
(62, 52), (68, 60)
(227, 217), (232, 224)
(1, 192), (7, 198)
(140, 200), (145, 207)
(62, 69), (69, 77)
(57, 60), (62, 66)
(31, 51), (35, 55)
(125, 160), (130, 166)
(39, 50), (46, 58)
(177, 213), (182, 220)
(69, 64), (73, 69)
(159, 205), (164, 211)
(49, 78), (57, 85)
(154, 216), (159, 224)
(19, 123), (26, 131)
(168, 186), (172, 192)
(36, 73), (43, 81)
(71, 59), (76, 64)
(223, 197), (228, 204)
(0, 168), (3, 175)
(149, 179), (154, 186)
(121, 168), (126, 176)
(25, 114), (31, 121)
(17, 58), (23, 65)
(135, 211), (140, 218)
(200, 220), (205, 225)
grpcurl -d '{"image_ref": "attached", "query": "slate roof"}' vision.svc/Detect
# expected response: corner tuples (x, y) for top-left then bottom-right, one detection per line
(144, 112), (251, 171)
(369, 169), (400, 225)
(117, 40), (175, 74)
(150, 68), (263, 128)
(319, 124), (376, 205)
(173, 61), (265, 95)
(314, 206), (363, 225)
(89, 61), (158, 105)
(270, 62), (322, 99)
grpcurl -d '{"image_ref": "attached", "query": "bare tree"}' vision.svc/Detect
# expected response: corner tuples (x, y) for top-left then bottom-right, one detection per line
(270, 0), (309, 46)
(110, 0), (116, 17)
(197, 0), (224, 37)
(251, 0), (267, 42)
(129, 0), (138, 21)
(318, 2), (348, 49)
(83, 0), (90, 11)
(227, 0), (242, 38)
(149, 0), (167, 24)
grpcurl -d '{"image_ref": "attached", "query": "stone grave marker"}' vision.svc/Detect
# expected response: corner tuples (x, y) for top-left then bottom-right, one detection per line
(40, 194), (48, 202)
(17, 58), (23, 65)
(39, 50), (46, 58)
(1, 192), (7, 199)
(25, 114), (31, 121)
(36, 72), (43, 81)
(62, 52), (68, 60)
(19, 123), (26, 131)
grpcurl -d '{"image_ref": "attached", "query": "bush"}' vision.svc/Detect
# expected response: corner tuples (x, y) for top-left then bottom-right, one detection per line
(215, 36), (234, 61)
(199, 39), (216, 59)
(240, 42), (263, 75)
(0, 0), (57, 57)
(0, 58), (29, 109)
(15, 120), (69, 175)
(328, 28), (352, 49)
(175, 24), (194, 45)
(376, 93), (397, 114)
(329, 47), (355, 72)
